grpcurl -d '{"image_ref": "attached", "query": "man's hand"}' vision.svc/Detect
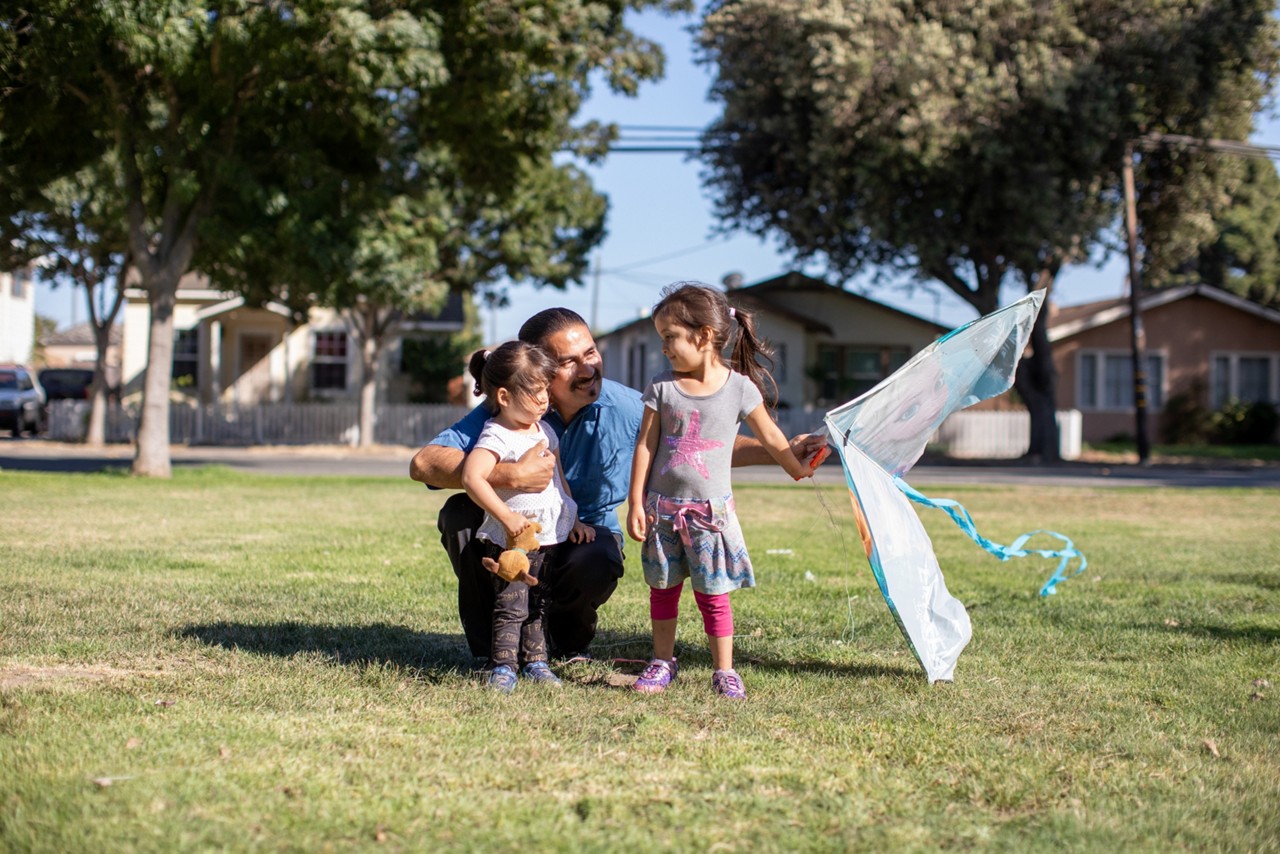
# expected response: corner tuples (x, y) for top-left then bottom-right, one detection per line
(790, 433), (828, 464)
(507, 439), (555, 493)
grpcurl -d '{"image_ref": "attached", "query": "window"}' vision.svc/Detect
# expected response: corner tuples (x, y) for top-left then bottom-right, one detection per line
(775, 343), (788, 384)
(312, 331), (348, 391)
(815, 344), (909, 402)
(1077, 350), (1165, 411)
(172, 328), (199, 386)
(1211, 353), (1278, 407)
(627, 341), (647, 391)
(10, 269), (29, 299)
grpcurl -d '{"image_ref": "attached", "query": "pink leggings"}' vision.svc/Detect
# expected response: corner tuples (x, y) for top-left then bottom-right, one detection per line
(649, 583), (734, 638)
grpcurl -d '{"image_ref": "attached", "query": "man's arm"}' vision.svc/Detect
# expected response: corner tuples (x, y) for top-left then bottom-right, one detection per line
(731, 432), (827, 467)
(409, 440), (555, 492)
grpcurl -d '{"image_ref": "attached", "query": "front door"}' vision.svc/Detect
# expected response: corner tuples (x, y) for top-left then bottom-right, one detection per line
(238, 333), (275, 402)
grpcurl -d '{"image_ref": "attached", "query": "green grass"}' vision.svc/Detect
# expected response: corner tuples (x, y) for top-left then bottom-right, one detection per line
(2, 466), (1278, 852)
(1086, 440), (1280, 463)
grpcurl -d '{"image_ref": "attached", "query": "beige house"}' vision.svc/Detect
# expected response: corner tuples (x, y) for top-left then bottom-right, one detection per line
(121, 273), (467, 405)
(0, 267), (36, 365)
(40, 322), (121, 367)
(1049, 285), (1280, 443)
(595, 273), (948, 431)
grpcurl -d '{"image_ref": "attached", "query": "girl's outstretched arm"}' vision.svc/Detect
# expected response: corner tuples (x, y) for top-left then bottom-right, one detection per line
(743, 405), (812, 480)
(627, 407), (660, 541)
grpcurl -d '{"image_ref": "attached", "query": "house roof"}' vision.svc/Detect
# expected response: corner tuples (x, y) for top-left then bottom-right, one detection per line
(40, 322), (122, 347)
(730, 272), (948, 335)
(1049, 284), (1280, 342)
(597, 272), (948, 338)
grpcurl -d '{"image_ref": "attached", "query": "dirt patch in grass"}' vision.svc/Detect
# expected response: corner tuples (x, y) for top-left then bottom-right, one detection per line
(0, 664), (155, 691)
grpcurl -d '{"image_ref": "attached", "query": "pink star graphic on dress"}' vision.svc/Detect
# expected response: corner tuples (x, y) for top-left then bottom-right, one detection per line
(661, 409), (723, 479)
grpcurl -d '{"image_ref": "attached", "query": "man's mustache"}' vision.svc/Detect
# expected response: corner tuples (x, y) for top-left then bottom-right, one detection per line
(571, 368), (600, 389)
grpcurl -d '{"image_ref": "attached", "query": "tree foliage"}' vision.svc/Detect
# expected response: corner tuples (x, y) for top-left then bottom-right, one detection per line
(2, 0), (686, 468)
(1167, 157), (1280, 308)
(697, 0), (1280, 459)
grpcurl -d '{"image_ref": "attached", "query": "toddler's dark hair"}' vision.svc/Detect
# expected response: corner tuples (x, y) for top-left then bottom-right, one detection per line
(468, 341), (557, 414)
(653, 281), (778, 404)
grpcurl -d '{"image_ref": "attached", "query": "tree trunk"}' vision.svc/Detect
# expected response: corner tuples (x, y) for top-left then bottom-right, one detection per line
(357, 316), (380, 449)
(85, 322), (112, 447)
(1014, 303), (1060, 464)
(132, 274), (179, 477)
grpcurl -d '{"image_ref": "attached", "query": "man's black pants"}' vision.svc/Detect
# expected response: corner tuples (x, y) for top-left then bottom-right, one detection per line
(436, 492), (624, 659)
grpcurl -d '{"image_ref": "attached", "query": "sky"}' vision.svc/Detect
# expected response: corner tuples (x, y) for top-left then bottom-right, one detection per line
(33, 7), (1280, 340)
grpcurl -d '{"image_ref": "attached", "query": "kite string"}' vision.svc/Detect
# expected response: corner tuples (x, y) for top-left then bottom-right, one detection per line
(804, 470), (859, 642)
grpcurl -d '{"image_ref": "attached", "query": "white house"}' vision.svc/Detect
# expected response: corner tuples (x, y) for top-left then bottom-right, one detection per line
(0, 267), (36, 365)
(596, 273), (949, 432)
(121, 273), (468, 406)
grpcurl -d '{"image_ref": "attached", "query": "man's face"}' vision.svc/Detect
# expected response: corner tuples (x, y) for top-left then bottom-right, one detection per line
(542, 324), (602, 420)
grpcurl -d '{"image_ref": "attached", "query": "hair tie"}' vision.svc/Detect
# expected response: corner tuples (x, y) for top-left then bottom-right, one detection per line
(728, 307), (737, 318)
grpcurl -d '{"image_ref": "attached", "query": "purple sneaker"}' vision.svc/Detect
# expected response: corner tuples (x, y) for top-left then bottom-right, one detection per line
(633, 658), (678, 693)
(711, 668), (746, 699)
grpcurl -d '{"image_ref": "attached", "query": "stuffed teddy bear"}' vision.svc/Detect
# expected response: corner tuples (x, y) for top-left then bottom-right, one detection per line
(481, 521), (543, 586)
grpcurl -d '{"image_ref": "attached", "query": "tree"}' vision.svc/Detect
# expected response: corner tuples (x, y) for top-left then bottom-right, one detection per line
(1165, 156), (1280, 308)
(696, 0), (1280, 460)
(3, 1), (684, 470)
(1, 158), (129, 446)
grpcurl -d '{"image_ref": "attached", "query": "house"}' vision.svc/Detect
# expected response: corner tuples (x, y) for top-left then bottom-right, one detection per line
(0, 267), (36, 365)
(40, 321), (122, 377)
(1049, 284), (1280, 443)
(595, 272), (949, 431)
(121, 273), (468, 405)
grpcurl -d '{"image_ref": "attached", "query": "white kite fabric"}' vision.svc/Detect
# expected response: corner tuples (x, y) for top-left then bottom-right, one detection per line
(822, 290), (1086, 683)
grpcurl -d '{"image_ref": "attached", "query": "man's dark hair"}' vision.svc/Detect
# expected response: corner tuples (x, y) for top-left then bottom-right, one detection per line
(518, 307), (588, 347)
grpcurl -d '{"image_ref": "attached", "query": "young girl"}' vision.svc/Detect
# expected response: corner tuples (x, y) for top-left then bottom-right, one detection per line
(460, 341), (595, 693)
(626, 282), (813, 699)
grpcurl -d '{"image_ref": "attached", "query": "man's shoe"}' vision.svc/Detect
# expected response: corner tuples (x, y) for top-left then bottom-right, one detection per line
(633, 658), (678, 694)
(520, 661), (563, 686)
(487, 665), (518, 694)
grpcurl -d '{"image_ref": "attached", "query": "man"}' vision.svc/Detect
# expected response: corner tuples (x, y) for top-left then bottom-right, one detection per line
(410, 307), (823, 661)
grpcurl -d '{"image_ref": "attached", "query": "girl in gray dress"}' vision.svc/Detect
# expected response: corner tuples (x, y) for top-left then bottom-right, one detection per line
(626, 283), (813, 699)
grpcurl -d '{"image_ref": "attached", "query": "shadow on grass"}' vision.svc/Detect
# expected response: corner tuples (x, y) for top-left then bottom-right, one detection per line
(590, 630), (919, 682)
(177, 621), (478, 679)
(1152, 620), (1280, 645)
(1219, 572), (1280, 592)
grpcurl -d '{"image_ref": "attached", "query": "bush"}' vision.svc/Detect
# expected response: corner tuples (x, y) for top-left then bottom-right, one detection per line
(1209, 399), (1280, 445)
(1160, 383), (1212, 444)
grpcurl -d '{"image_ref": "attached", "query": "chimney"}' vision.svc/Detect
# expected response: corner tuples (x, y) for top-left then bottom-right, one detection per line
(722, 271), (744, 290)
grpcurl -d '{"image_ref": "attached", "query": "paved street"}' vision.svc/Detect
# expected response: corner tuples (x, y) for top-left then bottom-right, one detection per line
(3, 438), (1278, 489)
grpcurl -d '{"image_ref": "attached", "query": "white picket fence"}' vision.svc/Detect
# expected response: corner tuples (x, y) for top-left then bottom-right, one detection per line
(46, 400), (471, 447)
(772, 407), (1082, 460)
(46, 399), (1081, 460)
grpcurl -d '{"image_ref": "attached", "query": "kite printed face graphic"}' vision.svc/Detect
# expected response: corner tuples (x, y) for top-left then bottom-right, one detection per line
(660, 407), (723, 479)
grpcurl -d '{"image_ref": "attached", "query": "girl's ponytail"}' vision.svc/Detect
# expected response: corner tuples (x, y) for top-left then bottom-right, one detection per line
(468, 349), (491, 398)
(727, 305), (779, 408)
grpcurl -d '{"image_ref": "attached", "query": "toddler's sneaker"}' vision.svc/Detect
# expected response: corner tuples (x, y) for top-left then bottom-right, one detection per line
(633, 657), (678, 693)
(711, 668), (746, 699)
(487, 664), (518, 694)
(520, 661), (563, 687)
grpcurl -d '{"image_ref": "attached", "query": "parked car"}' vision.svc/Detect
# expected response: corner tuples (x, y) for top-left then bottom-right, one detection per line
(38, 367), (96, 403)
(0, 365), (46, 436)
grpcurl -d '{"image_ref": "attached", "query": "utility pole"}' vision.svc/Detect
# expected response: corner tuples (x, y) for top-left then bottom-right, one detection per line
(1121, 141), (1151, 464)
(590, 254), (601, 332)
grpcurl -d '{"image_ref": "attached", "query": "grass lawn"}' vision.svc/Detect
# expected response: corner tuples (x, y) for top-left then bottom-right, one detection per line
(2, 467), (1277, 852)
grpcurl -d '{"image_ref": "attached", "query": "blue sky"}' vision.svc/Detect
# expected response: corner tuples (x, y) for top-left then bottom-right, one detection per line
(35, 7), (1280, 340)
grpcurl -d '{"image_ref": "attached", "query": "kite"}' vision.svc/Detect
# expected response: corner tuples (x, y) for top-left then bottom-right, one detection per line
(822, 290), (1085, 683)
